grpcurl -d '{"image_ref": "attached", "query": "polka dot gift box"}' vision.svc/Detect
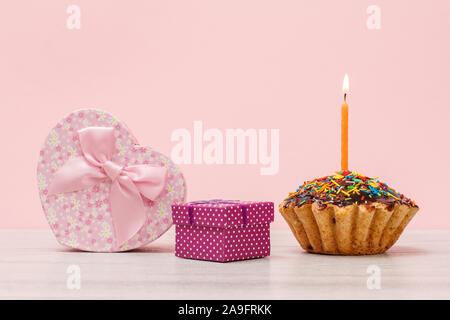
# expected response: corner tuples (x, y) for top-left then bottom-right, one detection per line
(37, 109), (185, 252)
(172, 200), (274, 262)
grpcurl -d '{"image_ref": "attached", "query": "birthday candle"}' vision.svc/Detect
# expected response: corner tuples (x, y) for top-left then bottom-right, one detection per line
(341, 74), (349, 171)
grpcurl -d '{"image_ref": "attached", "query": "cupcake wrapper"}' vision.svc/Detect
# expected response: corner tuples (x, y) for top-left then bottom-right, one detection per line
(279, 202), (418, 255)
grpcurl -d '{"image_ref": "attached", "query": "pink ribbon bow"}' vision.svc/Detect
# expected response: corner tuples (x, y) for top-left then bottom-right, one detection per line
(48, 127), (167, 248)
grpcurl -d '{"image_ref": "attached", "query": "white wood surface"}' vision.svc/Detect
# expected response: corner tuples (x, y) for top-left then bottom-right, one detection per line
(0, 229), (449, 299)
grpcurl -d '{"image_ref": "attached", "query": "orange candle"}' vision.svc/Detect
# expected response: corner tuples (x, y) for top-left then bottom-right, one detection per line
(341, 74), (349, 171)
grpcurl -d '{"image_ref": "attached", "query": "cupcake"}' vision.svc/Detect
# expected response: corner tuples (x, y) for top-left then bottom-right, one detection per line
(279, 171), (418, 255)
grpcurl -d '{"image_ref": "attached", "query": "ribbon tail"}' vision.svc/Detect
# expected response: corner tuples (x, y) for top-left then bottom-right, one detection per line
(109, 177), (147, 249)
(47, 156), (106, 195)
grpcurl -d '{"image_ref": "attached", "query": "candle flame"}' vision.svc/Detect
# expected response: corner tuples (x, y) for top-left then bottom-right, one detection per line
(342, 73), (349, 94)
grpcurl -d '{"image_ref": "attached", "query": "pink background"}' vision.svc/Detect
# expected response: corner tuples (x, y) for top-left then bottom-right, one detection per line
(0, 1), (448, 229)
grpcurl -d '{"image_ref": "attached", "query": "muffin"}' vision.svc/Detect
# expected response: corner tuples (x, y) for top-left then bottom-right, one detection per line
(279, 171), (418, 255)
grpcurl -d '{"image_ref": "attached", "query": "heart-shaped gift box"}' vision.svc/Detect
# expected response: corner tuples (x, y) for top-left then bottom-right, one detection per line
(37, 109), (186, 252)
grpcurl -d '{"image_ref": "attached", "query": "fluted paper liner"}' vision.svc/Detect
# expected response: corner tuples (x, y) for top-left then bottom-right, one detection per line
(279, 202), (418, 255)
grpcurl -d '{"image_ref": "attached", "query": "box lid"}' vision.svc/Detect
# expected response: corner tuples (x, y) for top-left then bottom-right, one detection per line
(172, 200), (274, 228)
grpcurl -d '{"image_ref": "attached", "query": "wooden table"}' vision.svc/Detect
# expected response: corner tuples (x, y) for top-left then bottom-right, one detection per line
(0, 229), (449, 299)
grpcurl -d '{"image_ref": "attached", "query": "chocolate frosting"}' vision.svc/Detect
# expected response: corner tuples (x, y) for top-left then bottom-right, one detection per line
(283, 171), (417, 211)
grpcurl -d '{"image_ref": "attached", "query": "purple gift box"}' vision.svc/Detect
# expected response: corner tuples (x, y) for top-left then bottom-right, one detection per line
(172, 200), (274, 262)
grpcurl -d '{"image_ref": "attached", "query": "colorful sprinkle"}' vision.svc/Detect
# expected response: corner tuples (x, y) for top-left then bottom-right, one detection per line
(285, 171), (417, 208)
